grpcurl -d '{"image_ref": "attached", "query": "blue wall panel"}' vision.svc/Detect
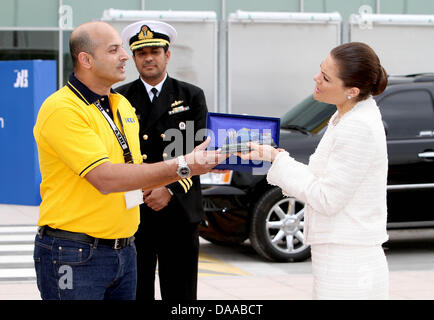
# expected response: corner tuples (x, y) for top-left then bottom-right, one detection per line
(0, 60), (56, 205)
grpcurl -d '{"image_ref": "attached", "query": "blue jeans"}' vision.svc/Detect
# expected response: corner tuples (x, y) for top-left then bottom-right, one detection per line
(33, 234), (137, 300)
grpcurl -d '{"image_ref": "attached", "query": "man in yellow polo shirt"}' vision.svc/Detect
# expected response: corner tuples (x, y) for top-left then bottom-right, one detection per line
(33, 21), (224, 300)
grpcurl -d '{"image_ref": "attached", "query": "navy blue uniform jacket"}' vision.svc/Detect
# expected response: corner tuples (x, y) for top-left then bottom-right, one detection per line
(116, 76), (208, 223)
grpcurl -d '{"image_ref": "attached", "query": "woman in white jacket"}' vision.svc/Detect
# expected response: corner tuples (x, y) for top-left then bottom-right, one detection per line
(239, 42), (389, 299)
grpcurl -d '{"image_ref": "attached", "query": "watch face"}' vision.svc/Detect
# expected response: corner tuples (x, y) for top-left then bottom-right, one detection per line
(180, 167), (190, 176)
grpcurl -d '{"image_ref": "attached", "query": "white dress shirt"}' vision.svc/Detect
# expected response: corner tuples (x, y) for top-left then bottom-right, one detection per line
(267, 97), (389, 246)
(140, 73), (167, 101)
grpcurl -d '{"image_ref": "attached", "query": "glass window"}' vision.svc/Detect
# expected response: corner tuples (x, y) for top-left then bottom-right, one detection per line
(378, 89), (434, 139)
(62, 30), (73, 86)
(0, 0), (58, 27)
(0, 30), (59, 87)
(64, 0), (142, 26)
(0, 30), (58, 59)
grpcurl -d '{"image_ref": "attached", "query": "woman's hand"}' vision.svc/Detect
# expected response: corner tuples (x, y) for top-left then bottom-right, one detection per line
(236, 142), (285, 162)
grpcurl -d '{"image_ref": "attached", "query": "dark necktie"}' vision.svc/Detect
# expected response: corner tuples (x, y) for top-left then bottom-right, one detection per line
(151, 87), (158, 104)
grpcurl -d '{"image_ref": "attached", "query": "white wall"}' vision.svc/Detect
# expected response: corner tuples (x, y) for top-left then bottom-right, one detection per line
(227, 12), (341, 117)
(104, 15), (218, 111)
(349, 14), (434, 75)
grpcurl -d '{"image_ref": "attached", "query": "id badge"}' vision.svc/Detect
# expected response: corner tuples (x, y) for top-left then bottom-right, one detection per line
(124, 189), (144, 210)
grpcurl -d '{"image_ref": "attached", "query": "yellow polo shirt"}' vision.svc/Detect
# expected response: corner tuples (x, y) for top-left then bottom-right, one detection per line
(33, 74), (142, 239)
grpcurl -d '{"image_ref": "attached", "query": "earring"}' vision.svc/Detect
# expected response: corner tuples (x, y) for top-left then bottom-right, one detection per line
(347, 95), (352, 100)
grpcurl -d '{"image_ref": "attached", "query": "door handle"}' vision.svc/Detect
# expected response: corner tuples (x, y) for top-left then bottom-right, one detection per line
(418, 151), (434, 159)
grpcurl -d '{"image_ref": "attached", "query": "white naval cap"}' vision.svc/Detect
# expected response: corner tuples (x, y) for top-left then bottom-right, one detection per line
(121, 20), (177, 52)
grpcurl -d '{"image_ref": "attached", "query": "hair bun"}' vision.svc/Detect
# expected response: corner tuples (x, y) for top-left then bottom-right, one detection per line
(372, 66), (388, 96)
(331, 42), (388, 101)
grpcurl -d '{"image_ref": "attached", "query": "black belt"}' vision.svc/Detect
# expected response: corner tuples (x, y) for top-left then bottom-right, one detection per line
(38, 226), (134, 250)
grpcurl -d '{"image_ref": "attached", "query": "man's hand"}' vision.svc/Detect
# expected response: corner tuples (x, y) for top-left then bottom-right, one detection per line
(143, 186), (172, 211)
(185, 137), (229, 176)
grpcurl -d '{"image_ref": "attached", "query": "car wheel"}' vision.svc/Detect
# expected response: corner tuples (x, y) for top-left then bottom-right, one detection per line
(249, 187), (311, 262)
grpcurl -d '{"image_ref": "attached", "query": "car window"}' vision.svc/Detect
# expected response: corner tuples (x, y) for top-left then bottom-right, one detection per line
(379, 89), (434, 139)
(280, 95), (336, 133)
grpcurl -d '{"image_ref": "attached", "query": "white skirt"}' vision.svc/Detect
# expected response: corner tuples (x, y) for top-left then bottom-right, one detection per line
(311, 243), (389, 300)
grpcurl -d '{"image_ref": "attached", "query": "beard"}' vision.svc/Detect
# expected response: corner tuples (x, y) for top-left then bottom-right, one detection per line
(139, 64), (165, 82)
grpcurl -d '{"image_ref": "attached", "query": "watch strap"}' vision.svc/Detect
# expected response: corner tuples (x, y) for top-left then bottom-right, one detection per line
(177, 155), (188, 167)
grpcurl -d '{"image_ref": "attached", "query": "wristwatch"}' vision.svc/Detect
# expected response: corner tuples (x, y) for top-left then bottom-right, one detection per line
(176, 155), (191, 178)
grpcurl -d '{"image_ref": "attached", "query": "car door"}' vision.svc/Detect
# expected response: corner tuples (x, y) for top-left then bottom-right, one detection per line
(377, 85), (434, 225)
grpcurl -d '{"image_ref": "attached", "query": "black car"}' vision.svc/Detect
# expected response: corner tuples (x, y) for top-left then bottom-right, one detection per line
(199, 73), (434, 262)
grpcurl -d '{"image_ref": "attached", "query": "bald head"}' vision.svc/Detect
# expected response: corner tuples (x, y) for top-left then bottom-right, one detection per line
(69, 21), (117, 69)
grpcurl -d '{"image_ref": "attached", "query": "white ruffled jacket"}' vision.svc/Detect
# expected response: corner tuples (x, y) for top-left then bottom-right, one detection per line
(267, 97), (389, 246)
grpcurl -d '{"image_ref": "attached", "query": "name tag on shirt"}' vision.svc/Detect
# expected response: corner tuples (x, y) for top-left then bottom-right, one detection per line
(125, 189), (144, 210)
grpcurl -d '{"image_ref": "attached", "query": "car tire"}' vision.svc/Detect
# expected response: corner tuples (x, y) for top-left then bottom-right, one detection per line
(249, 187), (311, 262)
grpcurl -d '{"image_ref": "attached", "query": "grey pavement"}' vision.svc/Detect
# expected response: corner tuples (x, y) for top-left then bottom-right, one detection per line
(0, 204), (433, 300)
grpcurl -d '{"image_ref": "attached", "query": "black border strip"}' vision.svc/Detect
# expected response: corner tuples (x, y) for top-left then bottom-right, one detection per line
(79, 157), (109, 177)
